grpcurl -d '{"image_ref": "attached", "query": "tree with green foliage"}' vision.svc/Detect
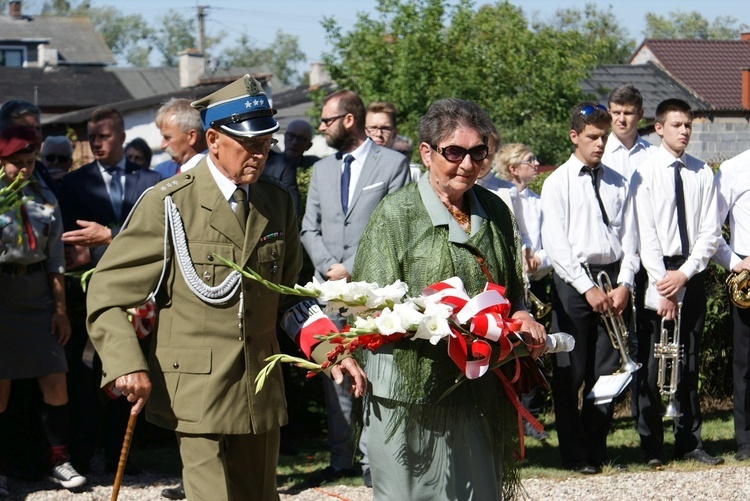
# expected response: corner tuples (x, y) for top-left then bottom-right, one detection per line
(321, 0), (626, 165)
(222, 30), (306, 86)
(644, 11), (748, 40)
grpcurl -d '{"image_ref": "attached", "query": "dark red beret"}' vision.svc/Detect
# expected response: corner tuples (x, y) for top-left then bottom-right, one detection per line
(0, 126), (37, 158)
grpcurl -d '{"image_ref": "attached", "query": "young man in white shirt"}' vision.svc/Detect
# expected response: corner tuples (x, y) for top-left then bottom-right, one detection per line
(630, 98), (723, 467)
(541, 102), (638, 474)
(713, 149), (750, 461)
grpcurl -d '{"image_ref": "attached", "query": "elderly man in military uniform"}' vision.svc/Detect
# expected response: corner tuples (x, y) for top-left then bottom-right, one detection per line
(85, 75), (365, 501)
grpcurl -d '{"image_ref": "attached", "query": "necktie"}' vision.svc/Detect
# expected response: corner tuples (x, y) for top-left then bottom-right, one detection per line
(582, 166), (609, 226)
(233, 186), (248, 228)
(341, 154), (354, 214)
(674, 162), (690, 257)
(106, 167), (123, 220)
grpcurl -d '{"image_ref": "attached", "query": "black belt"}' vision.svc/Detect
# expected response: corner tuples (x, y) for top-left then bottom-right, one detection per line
(663, 255), (686, 271)
(0, 262), (45, 275)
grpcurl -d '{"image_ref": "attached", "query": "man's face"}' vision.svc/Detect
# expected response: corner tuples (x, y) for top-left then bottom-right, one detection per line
(160, 116), (195, 166)
(365, 111), (396, 148)
(88, 118), (125, 166)
(655, 111), (692, 157)
(283, 123), (312, 159)
(609, 103), (643, 141)
(570, 123), (609, 168)
(319, 98), (350, 151)
(208, 129), (274, 185)
(42, 143), (73, 172)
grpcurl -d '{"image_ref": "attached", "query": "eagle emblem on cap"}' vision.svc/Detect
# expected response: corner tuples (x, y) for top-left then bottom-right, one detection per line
(244, 76), (264, 96)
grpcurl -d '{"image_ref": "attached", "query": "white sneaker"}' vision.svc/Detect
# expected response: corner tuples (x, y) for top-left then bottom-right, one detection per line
(49, 461), (86, 489)
(0, 474), (9, 497)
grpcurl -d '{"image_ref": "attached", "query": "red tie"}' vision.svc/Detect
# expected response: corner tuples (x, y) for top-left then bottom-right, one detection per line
(20, 205), (36, 250)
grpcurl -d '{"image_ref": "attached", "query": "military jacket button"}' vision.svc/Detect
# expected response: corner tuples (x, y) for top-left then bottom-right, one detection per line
(173, 362), (179, 369)
(203, 270), (212, 282)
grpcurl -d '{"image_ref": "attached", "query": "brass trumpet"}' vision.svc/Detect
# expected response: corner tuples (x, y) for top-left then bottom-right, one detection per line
(595, 270), (641, 374)
(726, 269), (750, 309)
(524, 273), (551, 319)
(654, 302), (683, 418)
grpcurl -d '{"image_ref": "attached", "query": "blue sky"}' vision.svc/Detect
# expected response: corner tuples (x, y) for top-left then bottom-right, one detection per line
(103, 0), (747, 68)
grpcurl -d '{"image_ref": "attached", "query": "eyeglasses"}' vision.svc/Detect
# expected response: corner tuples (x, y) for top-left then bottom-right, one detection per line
(320, 114), (348, 127)
(580, 104), (608, 115)
(44, 154), (71, 163)
(232, 136), (278, 151)
(520, 155), (538, 165)
(431, 144), (489, 163)
(365, 125), (394, 136)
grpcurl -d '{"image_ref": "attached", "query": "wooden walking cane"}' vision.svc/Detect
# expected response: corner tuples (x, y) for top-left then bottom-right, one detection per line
(111, 412), (137, 501)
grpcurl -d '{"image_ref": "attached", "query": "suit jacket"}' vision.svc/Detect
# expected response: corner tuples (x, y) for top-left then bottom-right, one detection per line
(300, 142), (410, 281)
(85, 160), (302, 435)
(60, 159), (161, 265)
(262, 150), (300, 212)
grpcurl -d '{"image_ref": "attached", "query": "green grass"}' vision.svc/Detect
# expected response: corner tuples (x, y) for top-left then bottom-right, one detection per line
(275, 398), (740, 489)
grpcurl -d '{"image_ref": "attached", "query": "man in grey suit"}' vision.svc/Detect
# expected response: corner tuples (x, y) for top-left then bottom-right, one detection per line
(301, 90), (409, 485)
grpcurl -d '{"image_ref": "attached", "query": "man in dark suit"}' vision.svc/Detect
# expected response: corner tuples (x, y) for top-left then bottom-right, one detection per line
(301, 90), (410, 486)
(59, 106), (161, 475)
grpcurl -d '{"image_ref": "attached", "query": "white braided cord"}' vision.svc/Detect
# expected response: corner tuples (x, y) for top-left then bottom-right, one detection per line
(164, 196), (241, 304)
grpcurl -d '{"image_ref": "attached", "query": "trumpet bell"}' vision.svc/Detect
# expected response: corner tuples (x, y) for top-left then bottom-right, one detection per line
(664, 400), (682, 418)
(726, 269), (750, 309)
(619, 358), (641, 374)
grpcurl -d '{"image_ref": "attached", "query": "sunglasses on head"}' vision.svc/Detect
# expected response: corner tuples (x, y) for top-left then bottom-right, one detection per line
(431, 144), (489, 163)
(579, 104), (608, 115)
(44, 154), (71, 163)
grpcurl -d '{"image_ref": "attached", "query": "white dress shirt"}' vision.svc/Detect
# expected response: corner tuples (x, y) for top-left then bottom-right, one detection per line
(207, 155), (247, 212)
(341, 138), (373, 208)
(601, 132), (655, 181)
(714, 148), (750, 270)
(518, 187), (552, 280)
(97, 157), (127, 202)
(541, 153), (639, 294)
(631, 145), (721, 310)
(476, 172), (531, 248)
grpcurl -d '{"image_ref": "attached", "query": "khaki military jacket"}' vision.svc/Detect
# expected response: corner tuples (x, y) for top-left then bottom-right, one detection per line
(86, 160), (302, 435)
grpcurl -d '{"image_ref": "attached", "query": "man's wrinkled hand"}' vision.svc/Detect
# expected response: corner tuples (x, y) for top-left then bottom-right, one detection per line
(114, 371), (152, 415)
(513, 310), (547, 359)
(62, 220), (113, 247)
(331, 357), (366, 398)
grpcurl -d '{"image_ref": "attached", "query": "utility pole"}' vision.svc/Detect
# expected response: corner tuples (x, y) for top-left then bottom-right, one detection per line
(197, 4), (208, 53)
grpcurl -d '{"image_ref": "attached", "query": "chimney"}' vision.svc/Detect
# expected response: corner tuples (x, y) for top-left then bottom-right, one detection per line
(308, 62), (331, 88)
(9, 1), (22, 19)
(37, 44), (58, 67)
(179, 49), (205, 88)
(742, 32), (750, 42)
(742, 68), (750, 109)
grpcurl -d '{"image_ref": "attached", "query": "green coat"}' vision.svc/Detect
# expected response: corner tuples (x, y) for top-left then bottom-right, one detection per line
(86, 160), (302, 435)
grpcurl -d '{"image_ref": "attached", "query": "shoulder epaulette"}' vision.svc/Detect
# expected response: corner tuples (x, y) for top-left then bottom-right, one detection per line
(155, 172), (196, 198)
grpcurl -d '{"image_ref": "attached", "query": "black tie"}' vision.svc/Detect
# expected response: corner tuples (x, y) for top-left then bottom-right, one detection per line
(341, 154), (354, 214)
(674, 162), (690, 257)
(582, 166), (609, 226)
(233, 187), (248, 228)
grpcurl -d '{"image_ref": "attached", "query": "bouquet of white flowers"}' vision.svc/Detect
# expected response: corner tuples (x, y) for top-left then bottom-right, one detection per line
(213, 255), (574, 395)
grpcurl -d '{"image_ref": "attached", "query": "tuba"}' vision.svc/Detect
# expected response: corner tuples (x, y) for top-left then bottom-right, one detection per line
(654, 302), (683, 418)
(726, 270), (750, 309)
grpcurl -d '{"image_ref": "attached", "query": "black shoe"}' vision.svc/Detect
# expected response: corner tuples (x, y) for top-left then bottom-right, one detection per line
(161, 482), (186, 500)
(678, 448), (725, 466)
(735, 445), (750, 461)
(523, 421), (550, 441)
(647, 458), (664, 468)
(363, 468), (372, 488)
(572, 464), (598, 475)
(306, 466), (359, 487)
